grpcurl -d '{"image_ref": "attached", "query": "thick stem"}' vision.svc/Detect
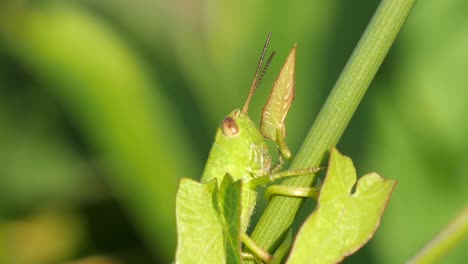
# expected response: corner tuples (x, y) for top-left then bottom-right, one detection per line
(249, 0), (417, 254)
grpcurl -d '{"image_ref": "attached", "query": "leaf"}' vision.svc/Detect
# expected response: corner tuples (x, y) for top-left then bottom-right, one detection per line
(218, 175), (243, 264)
(260, 44), (296, 142)
(287, 148), (397, 264)
(175, 176), (243, 264)
(175, 178), (224, 264)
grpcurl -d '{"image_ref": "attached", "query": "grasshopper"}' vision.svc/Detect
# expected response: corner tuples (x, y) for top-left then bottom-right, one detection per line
(199, 33), (322, 263)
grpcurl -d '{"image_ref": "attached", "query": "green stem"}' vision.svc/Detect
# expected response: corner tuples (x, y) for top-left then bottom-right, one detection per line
(408, 206), (468, 264)
(249, 0), (416, 253)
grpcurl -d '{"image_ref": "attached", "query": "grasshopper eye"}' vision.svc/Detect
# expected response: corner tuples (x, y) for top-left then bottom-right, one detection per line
(222, 117), (239, 136)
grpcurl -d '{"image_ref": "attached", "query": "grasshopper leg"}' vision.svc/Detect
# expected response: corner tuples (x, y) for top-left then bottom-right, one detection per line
(267, 167), (325, 182)
(249, 166), (324, 187)
(269, 166), (324, 182)
(276, 126), (292, 161)
(241, 252), (257, 261)
(264, 167), (324, 200)
(271, 154), (285, 173)
(265, 185), (319, 201)
(241, 229), (294, 264)
(242, 232), (272, 263)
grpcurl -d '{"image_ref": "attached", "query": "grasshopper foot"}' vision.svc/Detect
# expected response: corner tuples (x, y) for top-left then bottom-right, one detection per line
(265, 185), (319, 201)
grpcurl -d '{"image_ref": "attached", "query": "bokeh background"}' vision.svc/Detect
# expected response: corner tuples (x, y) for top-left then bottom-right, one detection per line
(0, 0), (467, 263)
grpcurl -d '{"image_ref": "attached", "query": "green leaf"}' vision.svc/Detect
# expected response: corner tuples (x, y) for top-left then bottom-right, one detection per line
(175, 178), (224, 263)
(218, 175), (243, 264)
(175, 175), (243, 264)
(287, 148), (397, 264)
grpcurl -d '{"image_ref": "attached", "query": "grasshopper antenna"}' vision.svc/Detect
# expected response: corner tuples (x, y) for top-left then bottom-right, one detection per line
(257, 51), (276, 88)
(242, 32), (275, 114)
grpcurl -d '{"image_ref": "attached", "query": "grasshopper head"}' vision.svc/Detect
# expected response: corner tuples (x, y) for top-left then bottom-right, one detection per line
(201, 109), (271, 184)
(221, 109), (272, 169)
(218, 109), (262, 142)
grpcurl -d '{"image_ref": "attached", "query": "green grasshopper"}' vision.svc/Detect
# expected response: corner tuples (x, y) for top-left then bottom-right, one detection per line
(199, 33), (322, 263)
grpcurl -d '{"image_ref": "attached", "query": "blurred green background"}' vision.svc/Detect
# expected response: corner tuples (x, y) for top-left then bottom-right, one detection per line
(0, 0), (466, 263)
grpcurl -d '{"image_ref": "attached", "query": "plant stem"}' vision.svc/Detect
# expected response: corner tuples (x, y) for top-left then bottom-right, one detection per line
(249, 0), (416, 254)
(408, 206), (468, 264)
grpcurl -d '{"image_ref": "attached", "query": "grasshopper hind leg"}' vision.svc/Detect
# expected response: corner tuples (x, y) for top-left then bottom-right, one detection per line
(265, 185), (319, 201)
(241, 232), (272, 263)
(241, 229), (294, 264)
